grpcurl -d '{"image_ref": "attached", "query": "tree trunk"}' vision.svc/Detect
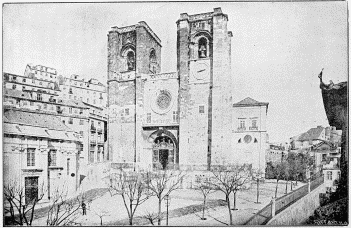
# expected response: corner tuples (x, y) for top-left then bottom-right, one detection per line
(100, 217), (103, 226)
(157, 198), (162, 225)
(202, 196), (206, 219)
(129, 202), (133, 225)
(285, 180), (288, 194)
(226, 195), (233, 225)
(233, 192), (237, 210)
(290, 181), (293, 191)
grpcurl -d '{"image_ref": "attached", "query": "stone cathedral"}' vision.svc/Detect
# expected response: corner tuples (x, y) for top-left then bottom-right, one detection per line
(107, 8), (268, 172)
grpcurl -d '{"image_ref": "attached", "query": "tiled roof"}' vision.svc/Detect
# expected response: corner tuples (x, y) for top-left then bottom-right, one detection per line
(57, 99), (88, 109)
(311, 140), (337, 151)
(4, 109), (72, 131)
(4, 123), (79, 141)
(233, 97), (269, 107)
(298, 126), (324, 141)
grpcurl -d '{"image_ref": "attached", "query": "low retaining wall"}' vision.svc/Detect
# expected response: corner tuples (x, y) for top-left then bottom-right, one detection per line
(266, 182), (325, 225)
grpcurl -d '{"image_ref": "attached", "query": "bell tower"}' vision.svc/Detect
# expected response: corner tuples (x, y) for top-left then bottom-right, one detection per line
(177, 8), (233, 170)
(107, 21), (162, 163)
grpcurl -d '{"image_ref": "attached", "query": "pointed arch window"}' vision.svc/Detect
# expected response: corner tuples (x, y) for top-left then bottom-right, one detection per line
(127, 51), (135, 71)
(198, 37), (208, 58)
(149, 49), (157, 73)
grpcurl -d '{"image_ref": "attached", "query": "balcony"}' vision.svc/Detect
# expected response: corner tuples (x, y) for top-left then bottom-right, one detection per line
(91, 125), (96, 132)
(90, 139), (96, 144)
(237, 127), (246, 132)
(249, 127), (258, 130)
(97, 127), (103, 133)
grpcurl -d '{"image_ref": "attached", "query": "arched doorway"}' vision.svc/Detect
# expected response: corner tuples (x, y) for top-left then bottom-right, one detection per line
(152, 136), (175, 170)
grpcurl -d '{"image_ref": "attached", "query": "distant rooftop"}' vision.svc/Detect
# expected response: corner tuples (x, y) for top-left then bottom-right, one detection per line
(233, 97), (269, 107)
(297, 126), (324, 141)
(27, 63), (57, 74)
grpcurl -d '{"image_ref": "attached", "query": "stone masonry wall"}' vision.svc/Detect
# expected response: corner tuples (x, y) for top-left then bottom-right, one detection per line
(177, 17), (191, 168)
(267, 182), (326, 225)
(211, 12), (232, 165)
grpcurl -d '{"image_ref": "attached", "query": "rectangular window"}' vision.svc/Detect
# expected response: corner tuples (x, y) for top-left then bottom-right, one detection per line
(252, 120), (257, 128)
(49, 150), (57, 166)
(79, 108), (83, 114)
(67, 158), (70, 175)
(27, 148), (35, 166)
(89, 150), (94, 163)
(12, 84), (16, 89)
(125, 108), (129, 116)
(239, 120), (246, 129)
(68, 118), (73, 124)
(327, 171), (333, 180)
(23, 78), (26, 83)
(22, 86), (26, 90)
(43, 103), (47, 109)
(80, 131), (84, 137)
(147, 113), (151, 123)
(69, 107), (72, 114)
(173, 111), (178, 122)
(12, 76), (16, 81)
(25, 177), (38, 203)
(79, 119), (84, 125)
(199, 105), (205, 114)
(98, 134), (101, 142)
(97, 150), (100, 162)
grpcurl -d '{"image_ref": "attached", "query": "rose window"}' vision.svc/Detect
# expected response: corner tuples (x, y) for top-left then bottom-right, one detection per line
(156, 92), (171, 110)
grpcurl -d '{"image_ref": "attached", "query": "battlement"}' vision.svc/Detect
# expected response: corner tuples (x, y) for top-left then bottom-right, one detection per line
(109, 21), (161, 46)
(177, 7), (228, 23)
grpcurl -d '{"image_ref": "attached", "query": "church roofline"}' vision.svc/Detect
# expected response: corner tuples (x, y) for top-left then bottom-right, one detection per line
(109, 21), (161, 46)
(232, 97), (269, 107)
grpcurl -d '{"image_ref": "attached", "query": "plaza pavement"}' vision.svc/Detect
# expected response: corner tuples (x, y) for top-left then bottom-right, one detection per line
(32, 180), (305, 226)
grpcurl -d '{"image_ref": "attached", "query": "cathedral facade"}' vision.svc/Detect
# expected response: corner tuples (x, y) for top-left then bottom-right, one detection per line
(107, 8), (268, 172)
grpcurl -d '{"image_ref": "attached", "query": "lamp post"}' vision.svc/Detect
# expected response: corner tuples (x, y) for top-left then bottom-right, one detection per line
(254, 170), (262, 204)
(165, 194), (170, 226)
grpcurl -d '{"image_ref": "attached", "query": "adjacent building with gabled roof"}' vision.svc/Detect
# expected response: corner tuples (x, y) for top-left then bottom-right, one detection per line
(3, 109), (82, 202)
(232, 97), (269, 173)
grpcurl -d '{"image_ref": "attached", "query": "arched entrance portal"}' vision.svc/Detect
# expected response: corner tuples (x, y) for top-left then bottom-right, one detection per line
(152, 136), (175, 170)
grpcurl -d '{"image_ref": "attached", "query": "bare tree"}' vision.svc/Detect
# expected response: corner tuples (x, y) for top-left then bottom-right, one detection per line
(193, 174), (216, 220)
(91, 201), (111, 226)
(4, 180), (45, 226)
(147, 167), (185, 225)
(108, 169), (153, 225)
(142, 211), (160, 225)
(210, 164), (252, 225)
(46, 187), (83, 226)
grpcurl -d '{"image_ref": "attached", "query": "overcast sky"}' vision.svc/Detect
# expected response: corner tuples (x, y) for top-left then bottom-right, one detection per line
(3, 2), (348, 143)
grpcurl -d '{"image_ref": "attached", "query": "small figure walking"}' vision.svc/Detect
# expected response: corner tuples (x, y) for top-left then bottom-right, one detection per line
(82, 201), (87, 215)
